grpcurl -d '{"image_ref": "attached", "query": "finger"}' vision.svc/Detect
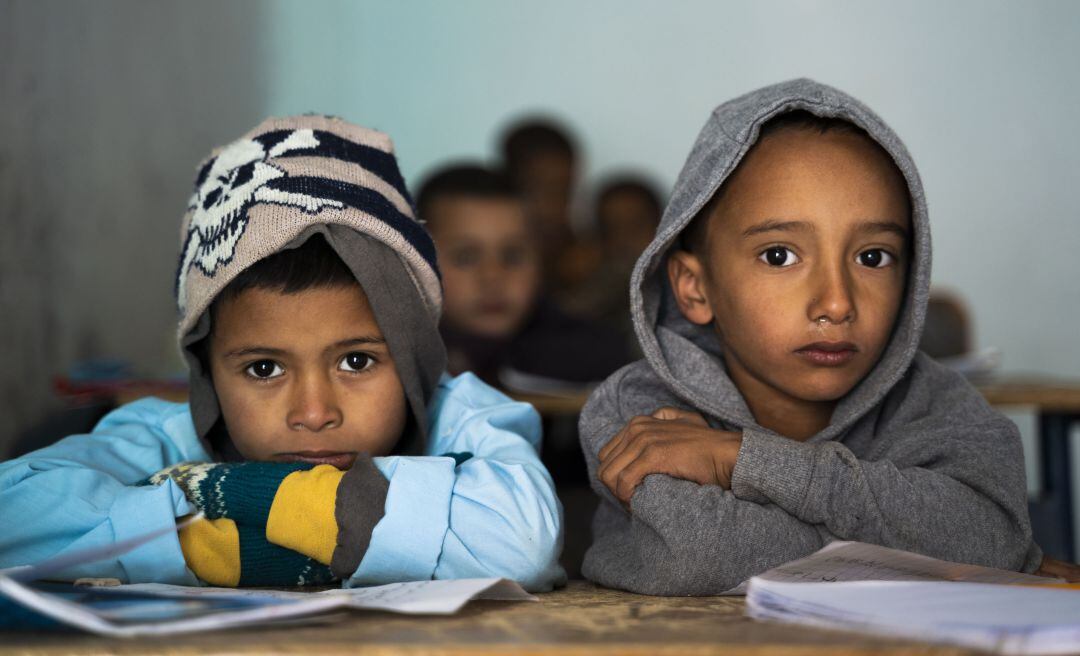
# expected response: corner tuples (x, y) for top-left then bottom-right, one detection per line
(614, 447), (664, 505)
(651, 406), (684, 421)
(601, 429), (656, 495)
(600, 416), (650, 465)
(652, 406), (709, 426)
(598, 421), (631, 461)
(599, 433), (636, 495)
(598, 429), (631, 493)
(599, 455), (630, 504)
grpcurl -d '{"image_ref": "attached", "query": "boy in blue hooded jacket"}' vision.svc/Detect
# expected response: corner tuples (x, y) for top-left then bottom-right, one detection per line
(0, 115), (565, 592)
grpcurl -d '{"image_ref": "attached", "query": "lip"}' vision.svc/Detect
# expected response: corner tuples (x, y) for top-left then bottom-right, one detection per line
(278, 451), (357, 470)
(476, 301), (511, 315)
(795, 341), (858, 367)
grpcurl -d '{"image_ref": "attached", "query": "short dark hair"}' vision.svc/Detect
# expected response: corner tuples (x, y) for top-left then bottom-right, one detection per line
(214, 234), (356, 310)
(500, 119), (577, 179)
(415, 164), (520, 229)
(681, 110), (897, 254)
(595, 175), (664, 232)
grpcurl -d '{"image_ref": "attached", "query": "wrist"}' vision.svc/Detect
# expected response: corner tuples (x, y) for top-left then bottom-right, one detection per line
(711, 431), (742, 488)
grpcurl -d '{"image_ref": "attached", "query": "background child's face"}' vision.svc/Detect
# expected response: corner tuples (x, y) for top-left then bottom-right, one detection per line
(429, 196), (541, 338)
(519, 152), (575, 238)
(672, 128), (910, 405)
(208, 285), (408, 467)
(598, 189), (660, 261)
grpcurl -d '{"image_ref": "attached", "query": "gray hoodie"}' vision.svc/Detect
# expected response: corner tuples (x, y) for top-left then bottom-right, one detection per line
(579, 78), (1040, 595)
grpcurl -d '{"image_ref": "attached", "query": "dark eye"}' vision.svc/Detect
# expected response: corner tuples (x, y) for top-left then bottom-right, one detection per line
(339, 352), (373, 373)
(501, 246), (528, 268)
(759, 246), (799, 267)
(858, 249), (893, 268)
(245, 360), (283, 379)
(450, 248), (480, 268)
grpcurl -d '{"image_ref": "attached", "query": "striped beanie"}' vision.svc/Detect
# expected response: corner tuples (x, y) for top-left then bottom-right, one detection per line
(174, 115), (446, 455)
(175, 115), (441, 338)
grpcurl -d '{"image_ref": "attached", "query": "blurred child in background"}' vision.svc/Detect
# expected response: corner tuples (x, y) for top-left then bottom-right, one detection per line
(561, 175), (664, 355)
(417, 164), (630, 391)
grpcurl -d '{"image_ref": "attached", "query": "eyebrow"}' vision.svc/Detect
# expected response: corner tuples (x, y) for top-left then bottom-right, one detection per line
(741, 219), (908, 240)
(855, 220), (909, 240)
(223, 336), (386, 359)
(741, 220), (814, 238)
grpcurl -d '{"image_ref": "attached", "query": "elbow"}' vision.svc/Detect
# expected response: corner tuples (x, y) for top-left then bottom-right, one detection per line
(650, 554), (744, 596)
(501, 530), (565, 592)
(584, 534), (742, 596)
(453, 462), (565, 591)
(492, 492), (565, 592)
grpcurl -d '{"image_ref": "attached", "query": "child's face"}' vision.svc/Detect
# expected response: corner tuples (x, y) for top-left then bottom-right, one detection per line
(671, 127), (910, 407)
(520, 152), (575, 236)
(208, 284), (408, 468)
(429, 196), (541, 338)
(598, 189), (659, 260)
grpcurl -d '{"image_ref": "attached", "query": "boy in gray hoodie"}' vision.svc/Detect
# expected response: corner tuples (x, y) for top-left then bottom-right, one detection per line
(579, 78), (1043, 595)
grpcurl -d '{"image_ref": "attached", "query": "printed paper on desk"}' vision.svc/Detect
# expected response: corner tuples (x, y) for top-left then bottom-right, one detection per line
(722, 541), (1058, 595)
(0, 577), (534, 637)
(120, 578), (535, 613)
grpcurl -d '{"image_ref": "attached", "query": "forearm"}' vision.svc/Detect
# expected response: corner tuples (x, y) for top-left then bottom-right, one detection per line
(348, 454), (564, 592)
(731, 428), (1033, 570)
(0, 464), (197, 583)
(585, 474), (827, 595)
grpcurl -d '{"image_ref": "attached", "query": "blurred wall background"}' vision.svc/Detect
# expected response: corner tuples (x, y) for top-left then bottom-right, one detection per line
(1, 0), (267, 446)
(264, 0), (1080, 383)
(2, 0), (1078, 501)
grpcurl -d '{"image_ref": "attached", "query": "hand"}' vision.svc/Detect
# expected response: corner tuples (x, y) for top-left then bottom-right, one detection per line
(1035, 555), (1080, 582)
(597, 407), (743, 508)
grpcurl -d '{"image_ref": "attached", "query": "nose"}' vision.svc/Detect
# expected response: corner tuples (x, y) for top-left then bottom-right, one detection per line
(478, 256), (506, 286)
(808, 260), (856, 325)
(286, 371), (342, 433)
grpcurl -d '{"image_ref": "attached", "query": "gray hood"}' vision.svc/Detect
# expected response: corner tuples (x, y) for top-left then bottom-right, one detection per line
(631, 78), (930, 440)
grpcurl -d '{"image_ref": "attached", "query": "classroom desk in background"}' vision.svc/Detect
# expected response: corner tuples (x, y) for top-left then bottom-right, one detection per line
(108, 376), (1080, 561)
(977, 377), (1080, 562)
(0, 580), (982, 655)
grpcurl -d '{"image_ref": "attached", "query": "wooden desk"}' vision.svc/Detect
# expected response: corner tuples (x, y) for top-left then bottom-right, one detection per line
(976, 377), (1080, 562)
(0, 581), (978, 655)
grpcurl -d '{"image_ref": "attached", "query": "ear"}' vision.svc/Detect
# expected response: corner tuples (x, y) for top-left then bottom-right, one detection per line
(667, 250), (715, 325)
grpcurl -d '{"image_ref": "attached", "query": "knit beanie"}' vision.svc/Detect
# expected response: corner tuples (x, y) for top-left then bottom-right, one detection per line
(174, 115), (446, 456)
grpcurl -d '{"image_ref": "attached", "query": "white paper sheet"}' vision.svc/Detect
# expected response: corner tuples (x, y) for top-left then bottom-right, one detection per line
(746, 578), (1080, 655)
(722, 540), (1055, 594)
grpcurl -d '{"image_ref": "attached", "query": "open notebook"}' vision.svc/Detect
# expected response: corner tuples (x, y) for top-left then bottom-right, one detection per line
(745, 542), (1076, 655)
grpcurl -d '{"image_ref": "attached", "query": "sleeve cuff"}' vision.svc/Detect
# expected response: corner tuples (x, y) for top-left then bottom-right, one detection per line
(343, 457), (456, 587)
(330, 456), (389, 578)
(730, 428), (817, 514)
(110, 480), (200, 585)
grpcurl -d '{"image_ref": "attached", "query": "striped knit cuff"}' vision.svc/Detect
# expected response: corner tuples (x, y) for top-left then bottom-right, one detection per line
(237, 523), (336, 587)
(199, 461), (315, 523)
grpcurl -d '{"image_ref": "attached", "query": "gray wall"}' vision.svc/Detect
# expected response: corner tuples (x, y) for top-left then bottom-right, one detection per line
(0, 0), (267, 451)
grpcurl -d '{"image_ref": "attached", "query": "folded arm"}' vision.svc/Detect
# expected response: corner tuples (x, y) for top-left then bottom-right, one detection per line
(0, 399), (204, 583)
(346, 374), (566, 592)
(580, 382), (828, 595)
(730, 422), (1035, 571)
